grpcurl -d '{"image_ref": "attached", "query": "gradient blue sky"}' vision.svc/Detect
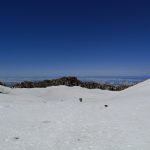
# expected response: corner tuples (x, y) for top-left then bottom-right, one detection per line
(0, 0), (150, 76)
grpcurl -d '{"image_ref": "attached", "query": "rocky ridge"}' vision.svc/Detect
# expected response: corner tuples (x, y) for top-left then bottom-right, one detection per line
(0, 81), (4, 86)
(13, 76), (131, 91)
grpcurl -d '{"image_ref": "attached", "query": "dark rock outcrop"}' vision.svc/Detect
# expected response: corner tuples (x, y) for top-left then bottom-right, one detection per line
(14, 77), (81, 88)
(13, 76), (131, 91)
(0, 81), (4, 86)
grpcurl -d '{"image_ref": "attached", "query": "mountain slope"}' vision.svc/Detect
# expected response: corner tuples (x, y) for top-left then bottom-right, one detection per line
(0, 80), (150, 150)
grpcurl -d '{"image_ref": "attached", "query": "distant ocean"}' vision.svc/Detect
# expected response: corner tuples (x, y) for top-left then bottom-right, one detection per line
(0, 76), (150, 86)
(78, 76), (150, 85)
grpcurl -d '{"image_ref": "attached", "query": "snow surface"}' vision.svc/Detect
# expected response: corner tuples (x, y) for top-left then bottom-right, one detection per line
(0, 80), (150, 150)
(0, 85), (11, 94)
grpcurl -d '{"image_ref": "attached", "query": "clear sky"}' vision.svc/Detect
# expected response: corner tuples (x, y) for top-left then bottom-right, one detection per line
(0, 0), (150, 76)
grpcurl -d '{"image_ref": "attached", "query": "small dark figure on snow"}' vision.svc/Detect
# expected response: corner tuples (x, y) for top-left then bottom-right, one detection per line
(79, 98), (83, 102)
(13, 137), (20, 140)
(104, 105), (108, 107)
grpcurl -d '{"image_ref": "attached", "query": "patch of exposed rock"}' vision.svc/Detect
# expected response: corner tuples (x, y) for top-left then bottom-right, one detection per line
(13, 76), (131, 91)
(0, 81), (4, 86)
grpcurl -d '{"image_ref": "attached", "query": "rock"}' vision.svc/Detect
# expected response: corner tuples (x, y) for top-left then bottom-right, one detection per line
(13, 76), (131, 91)
(0, 81), (4, 86)
(13, 137), (20, 140)
(79, 98), (83, 102)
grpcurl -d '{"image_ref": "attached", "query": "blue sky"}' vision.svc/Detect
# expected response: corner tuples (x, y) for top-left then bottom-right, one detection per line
(0, 0), (150, 76)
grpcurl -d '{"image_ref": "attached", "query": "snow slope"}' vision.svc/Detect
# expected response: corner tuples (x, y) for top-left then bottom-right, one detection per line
(0, 85), (11, 94)
(0, 80), (150, 150)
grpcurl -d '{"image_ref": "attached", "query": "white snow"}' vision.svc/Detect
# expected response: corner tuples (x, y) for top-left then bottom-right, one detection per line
(0, 80), (150, 150)
(0, 85), (11, 94)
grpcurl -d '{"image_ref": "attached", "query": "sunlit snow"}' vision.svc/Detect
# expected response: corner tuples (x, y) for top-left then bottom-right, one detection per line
(0, 80), (150, 150)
